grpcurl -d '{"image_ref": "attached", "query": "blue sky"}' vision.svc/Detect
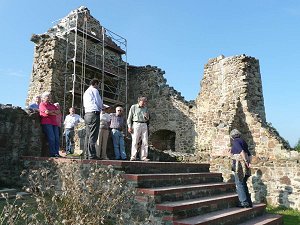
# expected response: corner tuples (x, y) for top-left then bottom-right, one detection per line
(0, 0), (299, 147)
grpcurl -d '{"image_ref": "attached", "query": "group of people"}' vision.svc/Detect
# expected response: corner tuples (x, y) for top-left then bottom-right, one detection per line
(28, 78), (150, 161)
(83, 78), (150, 161)
(28, 92), (83, 157)
(29, 78), (253, 208)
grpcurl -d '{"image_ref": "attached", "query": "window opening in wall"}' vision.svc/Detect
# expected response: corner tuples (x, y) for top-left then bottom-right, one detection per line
(150, 130), (176, 151)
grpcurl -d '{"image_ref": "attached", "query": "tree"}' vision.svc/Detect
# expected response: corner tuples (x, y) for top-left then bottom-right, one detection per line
(294, 138), (300, 152)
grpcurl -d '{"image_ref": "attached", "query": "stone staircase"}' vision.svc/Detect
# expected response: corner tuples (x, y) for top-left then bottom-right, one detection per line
(121, 161), (283, 225)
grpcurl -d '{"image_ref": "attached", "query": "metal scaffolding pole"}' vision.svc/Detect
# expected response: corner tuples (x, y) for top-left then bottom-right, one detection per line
(61, 9), (128, 120)
(71, 11), (79, 108)
(101, 26), (105, 99)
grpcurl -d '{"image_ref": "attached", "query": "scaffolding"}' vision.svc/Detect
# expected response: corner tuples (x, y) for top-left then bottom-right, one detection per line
(61, 9), (128, 119)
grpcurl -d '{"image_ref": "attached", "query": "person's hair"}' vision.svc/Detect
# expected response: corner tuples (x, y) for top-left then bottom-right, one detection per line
(116, 106), (123, 112)
(41, 91), (50, 99)
(32, 95), (41, 102)
(90, 78), (99, 86)
(138, 96), (147, 102)
(230, 129), (241, 139)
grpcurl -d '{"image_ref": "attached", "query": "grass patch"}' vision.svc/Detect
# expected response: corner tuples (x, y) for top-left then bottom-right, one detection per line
(267, 205), (300, 225)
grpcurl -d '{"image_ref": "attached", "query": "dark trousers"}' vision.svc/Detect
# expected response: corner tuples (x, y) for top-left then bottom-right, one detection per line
(84, 112), (100, 159)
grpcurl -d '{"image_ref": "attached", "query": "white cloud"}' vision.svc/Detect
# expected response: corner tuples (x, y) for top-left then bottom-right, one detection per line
(0, 68), (27, 78)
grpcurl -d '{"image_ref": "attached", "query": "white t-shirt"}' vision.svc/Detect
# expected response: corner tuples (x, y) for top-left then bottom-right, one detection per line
(100, 112), (111, 129)
(64, 114), (83, 129)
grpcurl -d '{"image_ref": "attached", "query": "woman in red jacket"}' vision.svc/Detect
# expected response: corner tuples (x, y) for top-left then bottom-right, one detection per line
(39, 92), (61, 157)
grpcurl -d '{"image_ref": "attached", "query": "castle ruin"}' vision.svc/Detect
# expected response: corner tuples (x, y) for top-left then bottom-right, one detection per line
(27, 6), (291, 159)
(1, 6), (298, 209)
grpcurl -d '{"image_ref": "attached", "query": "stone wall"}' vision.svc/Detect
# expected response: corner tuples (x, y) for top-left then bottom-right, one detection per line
(203, 156), (300, 210)
(195, 54), (290, 159)
(0, 105), (44, 186)
(27, 35), (66, 106)
(128, 65), (197, 152)
(193, 54), (300, 209)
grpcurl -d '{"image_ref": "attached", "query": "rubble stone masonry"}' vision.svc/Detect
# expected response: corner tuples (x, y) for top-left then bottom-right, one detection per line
(0, 7), (299, 210)
(195, 55), (292, 160)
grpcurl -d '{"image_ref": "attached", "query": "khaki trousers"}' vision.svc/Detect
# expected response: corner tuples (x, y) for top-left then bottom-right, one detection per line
(130, 122), (148, 160)
(96, 128), (109, 159)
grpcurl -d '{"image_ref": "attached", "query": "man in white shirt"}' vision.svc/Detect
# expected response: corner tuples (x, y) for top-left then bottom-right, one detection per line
(64, 107), (84, 155)
(83, 78), (103, 159)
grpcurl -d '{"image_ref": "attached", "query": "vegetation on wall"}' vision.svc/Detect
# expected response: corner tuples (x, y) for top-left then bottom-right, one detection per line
(294, 138), (300, 152)
(0, 162), (146, 225)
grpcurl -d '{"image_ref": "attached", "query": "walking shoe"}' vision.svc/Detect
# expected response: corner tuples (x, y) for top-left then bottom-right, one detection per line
(237, 202), (251, 208)
(130, 158), (136, 161)
(142, 158), (150, 161)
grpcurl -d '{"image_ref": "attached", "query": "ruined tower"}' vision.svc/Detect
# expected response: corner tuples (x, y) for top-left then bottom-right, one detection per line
(195, 55), (290, 159)
(27, 6), (127, 117)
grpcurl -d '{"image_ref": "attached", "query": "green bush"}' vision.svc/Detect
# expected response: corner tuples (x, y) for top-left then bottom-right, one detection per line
(294, 138), (300, 152)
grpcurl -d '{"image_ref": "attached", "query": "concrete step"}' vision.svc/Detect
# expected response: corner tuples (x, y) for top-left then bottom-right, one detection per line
(124, 172), (223, 188)
(157, 193), (239, 221)
(137, 182), (236, 203)
(21, 157), (210, 174)
(0, 188), (17, 196)
(114, 161), (210, 174)
(238, 214), (283, 225)
(172, 203), (266, 225)
(0, 189), (31, 201)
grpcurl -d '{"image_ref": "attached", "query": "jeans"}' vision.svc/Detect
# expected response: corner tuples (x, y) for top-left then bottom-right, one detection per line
(65, 128), (75, 154)
(111, 129), (126, 159)
(234, 174), (253, 207)
(84, 112), (100, 159)
(42, 124), (60, 156)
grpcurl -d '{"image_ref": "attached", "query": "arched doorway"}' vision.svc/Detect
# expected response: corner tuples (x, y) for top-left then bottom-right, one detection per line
(150, 130), (176, 151)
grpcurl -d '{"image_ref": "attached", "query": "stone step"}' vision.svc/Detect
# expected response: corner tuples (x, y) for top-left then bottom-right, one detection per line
(104, 161), (210, 174)
(124, 172), (223, 188)
(238, 214), (283, 225)
(0, 188), (17, 196)
(157, 193), (239, 221)
(172, 203), (266, 225)
(0, 189), (31, 201)
(137, 182), (236, 203)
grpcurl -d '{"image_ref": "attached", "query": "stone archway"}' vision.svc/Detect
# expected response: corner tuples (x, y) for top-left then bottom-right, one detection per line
(150, 130), (176, 151)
